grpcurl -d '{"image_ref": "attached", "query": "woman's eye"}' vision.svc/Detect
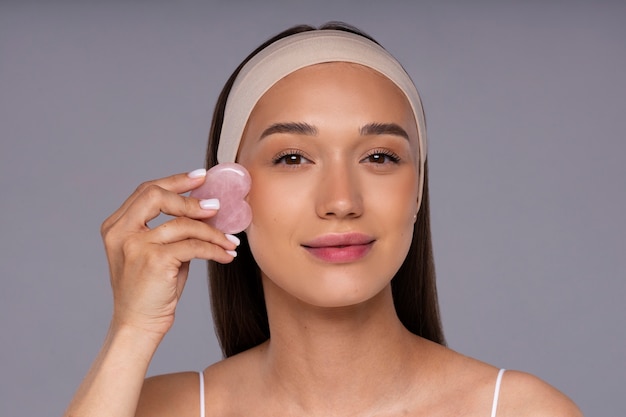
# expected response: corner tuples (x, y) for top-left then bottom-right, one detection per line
(273, 152), (311, 166)
(362, 151), (401, 164)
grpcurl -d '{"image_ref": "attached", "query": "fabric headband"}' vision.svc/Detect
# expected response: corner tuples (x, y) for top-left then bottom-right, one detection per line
(217, 29), (428, 208)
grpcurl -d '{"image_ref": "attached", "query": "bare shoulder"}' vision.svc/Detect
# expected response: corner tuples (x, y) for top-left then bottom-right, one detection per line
(136, 371), (201, 417)
(200, 346), (266, 414)
(134, 347), (263, 417)
(420, 343), (582, 417)
(498, 370), (583, 417)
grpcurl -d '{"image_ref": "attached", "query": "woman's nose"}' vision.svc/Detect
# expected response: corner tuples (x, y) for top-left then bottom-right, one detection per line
(315, 162), (364, 220)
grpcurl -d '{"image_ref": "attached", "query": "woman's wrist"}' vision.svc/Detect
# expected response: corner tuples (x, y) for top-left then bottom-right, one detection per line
(106, 319), (166, 362)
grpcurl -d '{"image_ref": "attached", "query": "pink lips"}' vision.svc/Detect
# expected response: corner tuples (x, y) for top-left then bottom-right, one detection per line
(302, 233), (375, 263)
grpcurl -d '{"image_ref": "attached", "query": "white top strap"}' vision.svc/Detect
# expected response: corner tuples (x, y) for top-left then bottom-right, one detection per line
(199, 371), (205, 417)
(490, 369), (506, 417)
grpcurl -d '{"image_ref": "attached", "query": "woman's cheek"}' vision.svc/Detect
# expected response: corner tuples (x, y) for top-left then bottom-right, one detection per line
(246, 174), (298, 242)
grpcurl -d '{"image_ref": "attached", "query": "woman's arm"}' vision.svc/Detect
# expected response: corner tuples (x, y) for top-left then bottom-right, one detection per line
(64, 170), (238, 417)
(63, 323), (162, 416)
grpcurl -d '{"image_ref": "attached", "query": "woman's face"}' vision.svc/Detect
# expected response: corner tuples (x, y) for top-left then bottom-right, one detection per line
(237, 62), (420, 308)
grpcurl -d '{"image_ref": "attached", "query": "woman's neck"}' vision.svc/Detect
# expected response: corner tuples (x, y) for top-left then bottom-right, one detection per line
(259, 278), (433, 414)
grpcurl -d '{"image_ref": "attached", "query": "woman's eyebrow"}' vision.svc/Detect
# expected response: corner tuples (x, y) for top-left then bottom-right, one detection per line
(259, 122), (409, 141)
(359, 122), (409, 140)
(260, 122), (318, 139)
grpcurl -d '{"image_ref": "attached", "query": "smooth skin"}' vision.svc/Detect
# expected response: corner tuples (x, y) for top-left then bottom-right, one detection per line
(64, 63), (582, 416)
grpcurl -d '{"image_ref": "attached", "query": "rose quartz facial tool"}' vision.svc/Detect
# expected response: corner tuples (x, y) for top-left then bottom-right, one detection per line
(190, 163), (252, 234)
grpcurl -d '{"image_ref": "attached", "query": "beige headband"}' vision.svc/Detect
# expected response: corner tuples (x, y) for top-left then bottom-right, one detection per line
(217, 29), (428, 208)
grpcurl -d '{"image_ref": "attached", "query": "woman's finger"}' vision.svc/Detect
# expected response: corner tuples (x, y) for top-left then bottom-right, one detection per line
(147, 217), (239, 250)
(161, 237), (238, 265)
(102, 169), (207, 234)
(110, 185), (220, 236)
(176, 261), (190, 298)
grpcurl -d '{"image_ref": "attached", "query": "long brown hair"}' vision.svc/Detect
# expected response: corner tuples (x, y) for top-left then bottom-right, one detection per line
(204, 22), (445, 358)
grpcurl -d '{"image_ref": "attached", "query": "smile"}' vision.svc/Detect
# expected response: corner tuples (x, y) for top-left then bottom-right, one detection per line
(301, 233), (376, 263)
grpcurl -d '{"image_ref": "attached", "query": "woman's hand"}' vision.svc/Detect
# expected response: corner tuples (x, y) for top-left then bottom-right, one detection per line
(100, 169), (239, 340)
(64, 169), (239, 417)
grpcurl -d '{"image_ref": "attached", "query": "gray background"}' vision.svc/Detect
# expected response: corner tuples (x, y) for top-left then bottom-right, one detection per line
(1, 1), (624, 416)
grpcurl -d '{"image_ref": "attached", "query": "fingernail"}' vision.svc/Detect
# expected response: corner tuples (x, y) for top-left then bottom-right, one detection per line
(200, 198), (220, 210)
(225, 234), (240, 246)
(188, 168), (207, 179)
(226, 250), (237, 257)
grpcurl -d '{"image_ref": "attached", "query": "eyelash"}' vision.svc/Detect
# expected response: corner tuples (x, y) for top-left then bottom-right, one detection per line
(362, 149), (401, 164)
(272, 149), (311, 166)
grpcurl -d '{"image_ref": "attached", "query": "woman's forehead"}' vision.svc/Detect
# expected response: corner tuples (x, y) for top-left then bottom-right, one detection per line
(251, 62), (416, 122)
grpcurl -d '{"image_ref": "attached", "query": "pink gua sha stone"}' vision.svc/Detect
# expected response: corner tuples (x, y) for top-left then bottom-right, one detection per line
(190, 163), (252, 234)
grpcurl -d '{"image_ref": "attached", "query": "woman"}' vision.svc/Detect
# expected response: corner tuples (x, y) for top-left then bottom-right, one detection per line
(64, 23), (581, 417)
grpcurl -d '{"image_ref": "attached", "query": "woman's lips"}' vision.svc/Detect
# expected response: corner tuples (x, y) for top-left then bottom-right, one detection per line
(302, 233), (376, 263)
